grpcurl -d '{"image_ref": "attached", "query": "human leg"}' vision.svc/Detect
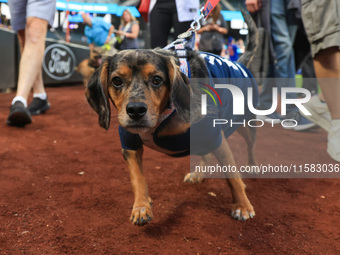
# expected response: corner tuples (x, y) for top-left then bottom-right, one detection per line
(270, 0), (299, 114)
(267, 0), (315, 130)
(7, 17), (48, 126)
(18, 21), (49, 114)
(313, 48), (340, 119)
(15, 17), (48, 101)
(257, 0), (297, 118)
(149, 1), (175, 48)
(314, 47), (340, 162)
(14, 0), (55, 100)
(172, 14), (192, 39)
(7, 0), (55, 126)
(301, 0), (340, 160)
(303, 48), (340, 130)
(301, 0), (340, 119)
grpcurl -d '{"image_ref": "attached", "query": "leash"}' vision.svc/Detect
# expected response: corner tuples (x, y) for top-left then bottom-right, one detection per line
(163, 0), (221, 77)
(202, 0), (221, 19)
(158, 0), (221, 121)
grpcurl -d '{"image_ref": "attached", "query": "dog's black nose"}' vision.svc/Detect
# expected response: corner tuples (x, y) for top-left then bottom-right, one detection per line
(126, 102), (147, 120)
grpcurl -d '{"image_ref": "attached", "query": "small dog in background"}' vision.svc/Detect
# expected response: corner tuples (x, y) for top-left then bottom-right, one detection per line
(75, 47), (104, 86)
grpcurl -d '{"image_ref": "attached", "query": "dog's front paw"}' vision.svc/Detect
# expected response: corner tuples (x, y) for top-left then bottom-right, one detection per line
(183, 172), (204, 183)
(130, 203), (153, 226)
(231, 203), (255, 221)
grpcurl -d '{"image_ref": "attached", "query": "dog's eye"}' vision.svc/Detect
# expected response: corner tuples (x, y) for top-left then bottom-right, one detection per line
(151, 76), (163, 86)
(112, 77), (123, 87)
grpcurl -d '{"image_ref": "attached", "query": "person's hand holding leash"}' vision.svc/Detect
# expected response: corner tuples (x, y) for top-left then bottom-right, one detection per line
(245, 0), (262, 13)
(104, 24), (115, 44)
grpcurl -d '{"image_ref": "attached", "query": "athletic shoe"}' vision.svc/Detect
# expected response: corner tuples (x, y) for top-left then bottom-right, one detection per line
(300, 95), (331, 132)
(256, 112), (283, 124)
(28, 98), (50, 116)
(327, 119), (340, 162)
(6, 101), (32, 127)
(283, 112), (318, 131)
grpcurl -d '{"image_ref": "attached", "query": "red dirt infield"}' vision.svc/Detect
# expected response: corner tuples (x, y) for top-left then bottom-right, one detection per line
(0, 85), (339, 254)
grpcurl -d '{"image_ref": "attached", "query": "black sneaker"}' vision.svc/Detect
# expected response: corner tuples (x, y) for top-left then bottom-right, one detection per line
(28, 97), (50, 115)
(7, 101), (32, 127)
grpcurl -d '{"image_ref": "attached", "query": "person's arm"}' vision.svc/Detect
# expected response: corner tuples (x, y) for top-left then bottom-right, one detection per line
(197, 24), (213, 34)
(124, 23), (139, 39)
(115, 24), (124, 36)
(198, 16), (228, 35)
(198, 23), (227, 34)
(211, 23), (228, 34)
(105, 25), (115, 44)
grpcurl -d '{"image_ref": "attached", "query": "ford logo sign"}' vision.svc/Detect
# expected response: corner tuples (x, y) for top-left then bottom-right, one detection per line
(43, 44), (76, 80)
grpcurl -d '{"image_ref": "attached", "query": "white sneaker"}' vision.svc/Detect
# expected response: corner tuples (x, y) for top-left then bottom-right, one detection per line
(327, 119), (340, 162)
(300, 95), (331, 132)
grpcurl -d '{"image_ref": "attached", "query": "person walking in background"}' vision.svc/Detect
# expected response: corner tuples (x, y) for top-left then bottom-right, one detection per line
(301, 0), (340, 162)
(81, 12), (115, 52)
(197, 3), (228, 56)
(115, 9), (140, 50)
(6, 0), (56, 127)
(149, 0), (199, 48)
(245, 0), (316, 131)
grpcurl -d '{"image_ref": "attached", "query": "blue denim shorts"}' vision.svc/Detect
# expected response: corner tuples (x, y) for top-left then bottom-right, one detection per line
(8, 0), (56, 31)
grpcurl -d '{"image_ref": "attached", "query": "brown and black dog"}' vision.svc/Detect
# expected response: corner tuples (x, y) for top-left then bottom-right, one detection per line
(85, 12), (258, 226)
(75, 47), (104, 86)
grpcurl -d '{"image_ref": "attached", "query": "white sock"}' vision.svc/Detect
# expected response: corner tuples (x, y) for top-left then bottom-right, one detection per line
(33, 93), (47, 100)
(12, 96), (27, 108)
(331, 119), (340, 127)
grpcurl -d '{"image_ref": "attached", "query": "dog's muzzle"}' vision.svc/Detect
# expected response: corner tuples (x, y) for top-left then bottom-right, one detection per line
(126, 102), (148, 121)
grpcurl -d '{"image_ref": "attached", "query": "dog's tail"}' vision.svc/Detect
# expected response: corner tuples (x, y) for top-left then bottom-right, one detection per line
(237, 9), (258, 68)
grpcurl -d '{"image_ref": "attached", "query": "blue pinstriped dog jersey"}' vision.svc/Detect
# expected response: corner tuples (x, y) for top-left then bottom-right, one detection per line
(119, 52), (259, 156)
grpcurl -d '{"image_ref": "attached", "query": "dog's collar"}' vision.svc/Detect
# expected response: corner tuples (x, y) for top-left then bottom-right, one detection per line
(138, 103), (177, 153)
(137, 102), (189, 156)
(157, 103), (176, 127)
(142, 103), (176, 136)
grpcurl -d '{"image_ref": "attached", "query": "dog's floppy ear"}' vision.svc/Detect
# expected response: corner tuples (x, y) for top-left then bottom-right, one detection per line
(167, 57), (192, 122)
(85, 59), (111, 130)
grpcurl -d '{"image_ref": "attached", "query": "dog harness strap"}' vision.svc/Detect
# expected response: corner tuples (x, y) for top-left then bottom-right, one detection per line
(179, 58), (191, 78)
(163, 23), (196, 80)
